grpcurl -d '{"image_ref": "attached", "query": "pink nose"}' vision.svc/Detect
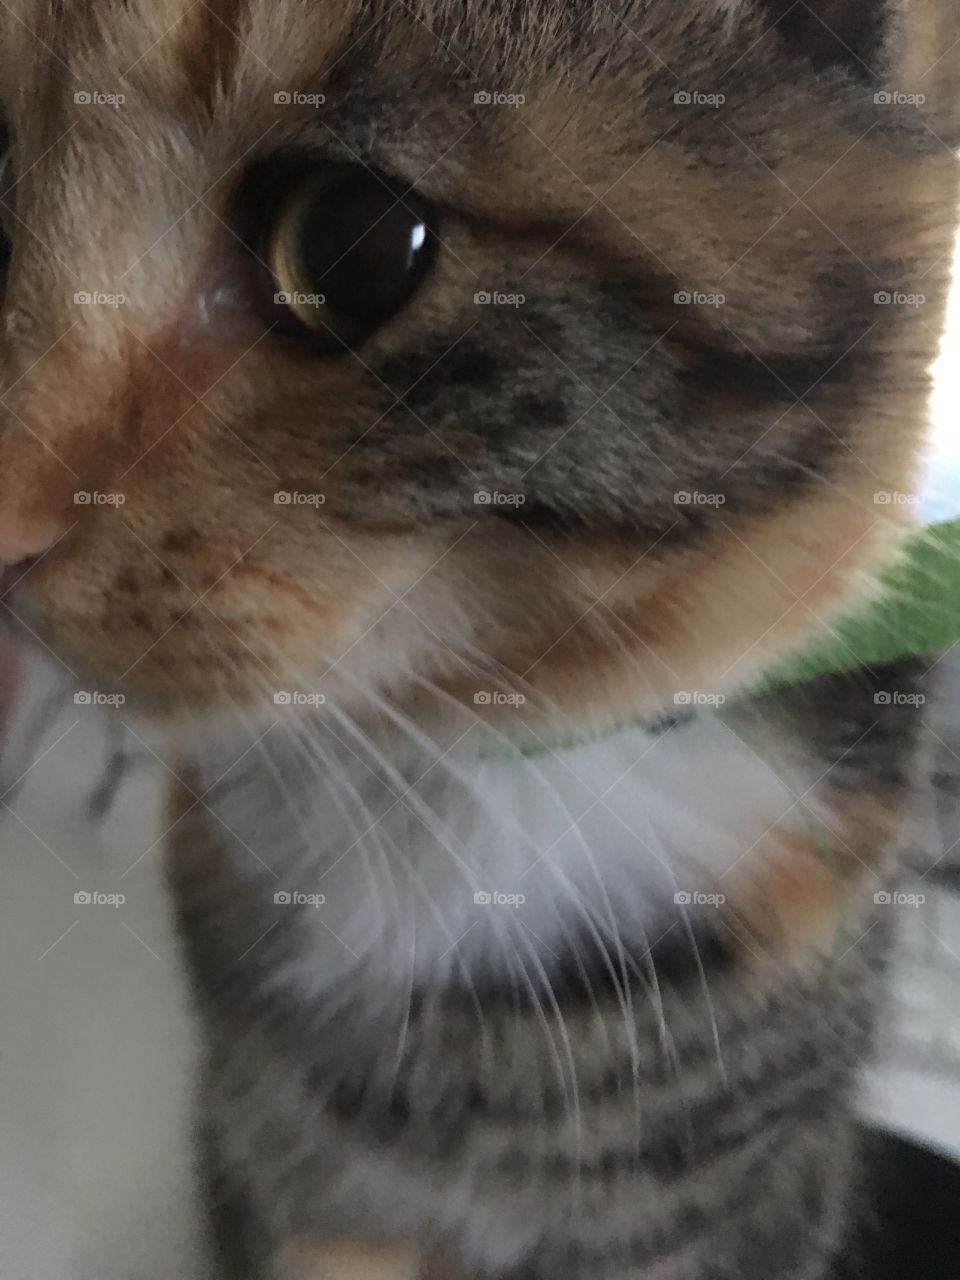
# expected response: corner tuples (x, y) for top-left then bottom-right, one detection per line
(0, 517), (67, 574)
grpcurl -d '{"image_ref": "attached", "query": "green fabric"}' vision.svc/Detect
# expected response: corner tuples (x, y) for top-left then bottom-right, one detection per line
(756, 517), (960, 691)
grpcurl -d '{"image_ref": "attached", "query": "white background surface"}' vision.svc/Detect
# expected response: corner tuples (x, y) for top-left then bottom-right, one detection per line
(0, 714), (213, 1280)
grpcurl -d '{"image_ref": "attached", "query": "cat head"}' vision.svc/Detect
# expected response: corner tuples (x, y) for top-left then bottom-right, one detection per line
(0, 0), (957, 735)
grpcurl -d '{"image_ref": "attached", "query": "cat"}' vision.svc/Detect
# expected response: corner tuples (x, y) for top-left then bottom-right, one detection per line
(0, 1), (958, 1277)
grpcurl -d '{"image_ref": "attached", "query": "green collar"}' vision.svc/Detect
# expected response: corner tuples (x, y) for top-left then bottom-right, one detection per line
(494, 518), (960, 761)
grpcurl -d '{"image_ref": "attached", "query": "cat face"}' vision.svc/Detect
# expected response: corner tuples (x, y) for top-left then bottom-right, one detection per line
(0, 0), (957, 728)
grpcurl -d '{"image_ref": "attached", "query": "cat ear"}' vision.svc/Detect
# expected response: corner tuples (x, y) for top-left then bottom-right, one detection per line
(756, 0), (960, 143)
(753, 0), (889, 76)
(895, 0), (960, 145)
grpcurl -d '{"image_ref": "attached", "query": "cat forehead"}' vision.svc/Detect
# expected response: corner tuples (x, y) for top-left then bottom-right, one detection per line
(0, 0), (358, 111)
(0, 1), (493, 85)
(0, 0), (745, 195)
(0, 0), (741, 114)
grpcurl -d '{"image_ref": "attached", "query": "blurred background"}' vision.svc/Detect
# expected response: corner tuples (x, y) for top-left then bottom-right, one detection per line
(864, 227), (960, 1152)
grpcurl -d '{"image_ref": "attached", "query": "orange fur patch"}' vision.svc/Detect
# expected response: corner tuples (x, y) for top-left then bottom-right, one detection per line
(271, 1241), (424, 1280)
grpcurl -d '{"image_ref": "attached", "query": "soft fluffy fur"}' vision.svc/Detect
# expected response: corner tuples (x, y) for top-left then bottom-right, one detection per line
(0, 1), (958, 1277)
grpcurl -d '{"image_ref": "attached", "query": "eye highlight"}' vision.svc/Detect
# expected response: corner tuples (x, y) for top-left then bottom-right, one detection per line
(260, 165), (436, 349)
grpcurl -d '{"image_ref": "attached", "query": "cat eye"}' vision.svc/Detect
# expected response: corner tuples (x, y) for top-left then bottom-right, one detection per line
(259, 166), (436, 349)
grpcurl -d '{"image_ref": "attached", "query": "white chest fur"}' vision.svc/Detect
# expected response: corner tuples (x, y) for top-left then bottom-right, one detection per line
(203, 708), (813, 999)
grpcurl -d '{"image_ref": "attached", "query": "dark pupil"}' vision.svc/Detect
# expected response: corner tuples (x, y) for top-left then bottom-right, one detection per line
(297, 177), (427, 322)
(269, 167), (433, 343)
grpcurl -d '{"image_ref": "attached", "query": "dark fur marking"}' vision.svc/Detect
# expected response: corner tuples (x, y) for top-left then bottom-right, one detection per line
(160, 528), (203, 555)
(756, 0), (890, 78)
